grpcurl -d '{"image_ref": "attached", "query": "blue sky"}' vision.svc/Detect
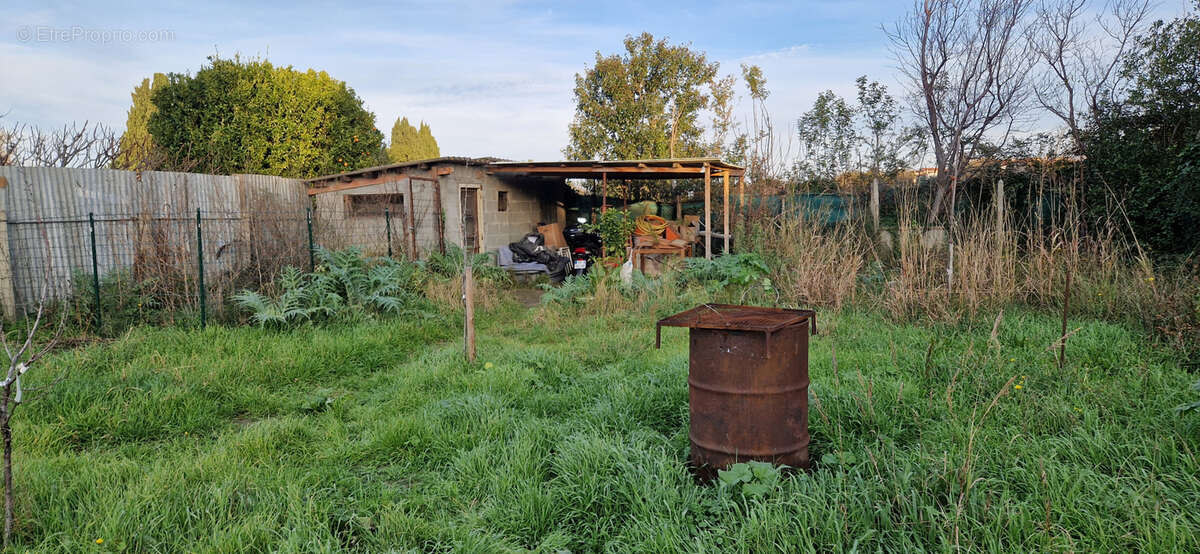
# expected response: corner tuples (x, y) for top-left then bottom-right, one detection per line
(0, 1), (1190, 161)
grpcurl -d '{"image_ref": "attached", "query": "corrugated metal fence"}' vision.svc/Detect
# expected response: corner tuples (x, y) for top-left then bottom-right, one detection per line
(0, 166), (308, 319)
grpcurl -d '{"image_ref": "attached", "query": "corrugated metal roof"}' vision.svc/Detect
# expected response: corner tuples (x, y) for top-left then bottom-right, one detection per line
(486, 157), (744, 179)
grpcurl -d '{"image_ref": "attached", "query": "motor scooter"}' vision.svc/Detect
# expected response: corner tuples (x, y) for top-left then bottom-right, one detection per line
(563, 217), (602, 276)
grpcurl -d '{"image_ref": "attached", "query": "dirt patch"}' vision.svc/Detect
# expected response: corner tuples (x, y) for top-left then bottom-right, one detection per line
(232, 415), (258, 427)
(45, 335), (110, 354)
(510, 288), (544, 308)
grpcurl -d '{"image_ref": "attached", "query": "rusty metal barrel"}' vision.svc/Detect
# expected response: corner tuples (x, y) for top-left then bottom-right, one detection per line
(657, 304), (816, 476)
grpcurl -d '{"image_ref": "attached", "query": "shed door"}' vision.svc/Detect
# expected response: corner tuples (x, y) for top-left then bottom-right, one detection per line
(460, 187), (480, 254)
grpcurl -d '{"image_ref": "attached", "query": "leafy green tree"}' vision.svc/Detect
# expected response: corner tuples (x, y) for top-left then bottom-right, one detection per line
(854, 76), (910, 179)
(565, 33), (723, 161)
(115, 73), (168, 170)
(148, 56), (384, 178)
(795, 91), (856, 189)
(1082, 1), (1200, 256)
(387, 117), (440, 162)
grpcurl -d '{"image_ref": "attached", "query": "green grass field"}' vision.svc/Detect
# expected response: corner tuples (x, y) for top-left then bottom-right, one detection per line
(9, 299), (1200, 552)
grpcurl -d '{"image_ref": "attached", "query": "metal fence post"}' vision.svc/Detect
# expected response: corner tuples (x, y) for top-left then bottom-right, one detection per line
(196, 208), (206, 328)
(88, 212), (101, 332)
(385, 208), (393, 258)
(306, 208), (315, 272)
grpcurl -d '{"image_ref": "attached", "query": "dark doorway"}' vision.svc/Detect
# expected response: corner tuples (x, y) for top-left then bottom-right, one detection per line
(460, 187), (480, 253)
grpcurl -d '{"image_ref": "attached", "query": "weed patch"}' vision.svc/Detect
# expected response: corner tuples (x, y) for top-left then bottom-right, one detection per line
(6, 300), (1199, 551)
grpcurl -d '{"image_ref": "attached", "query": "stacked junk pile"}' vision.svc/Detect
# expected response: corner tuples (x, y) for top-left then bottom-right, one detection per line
(629, 201), (694, 277)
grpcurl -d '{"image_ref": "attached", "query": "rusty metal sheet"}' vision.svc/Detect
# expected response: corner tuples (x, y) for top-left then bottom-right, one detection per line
(656, 303), (815, 348)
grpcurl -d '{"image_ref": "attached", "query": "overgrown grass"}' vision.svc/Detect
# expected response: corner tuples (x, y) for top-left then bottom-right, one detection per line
(743, 196), (1200, 366)
(7, 295), (1198, 552)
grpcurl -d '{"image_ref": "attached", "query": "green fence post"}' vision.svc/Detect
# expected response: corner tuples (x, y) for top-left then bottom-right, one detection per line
(196, 208), (206, 328)
(306, 208), (315, 272)
(88, 212), (101, 332)
(385, 208), (393, 258)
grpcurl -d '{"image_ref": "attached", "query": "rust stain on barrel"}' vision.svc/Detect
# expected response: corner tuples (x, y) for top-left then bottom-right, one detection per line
(657, 304), (815, 477)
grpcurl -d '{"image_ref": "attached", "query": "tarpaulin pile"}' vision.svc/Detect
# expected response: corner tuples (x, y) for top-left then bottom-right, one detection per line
(508, 233), (570, 282)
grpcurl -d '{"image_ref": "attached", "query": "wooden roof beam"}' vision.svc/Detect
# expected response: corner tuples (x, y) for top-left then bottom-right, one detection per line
(487, 166), (707, 175)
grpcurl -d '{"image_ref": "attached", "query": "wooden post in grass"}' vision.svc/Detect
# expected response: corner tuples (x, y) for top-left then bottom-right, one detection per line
(0, 184), (15, 321)
(723, 171), (730, 254)
(995, 178), (1005, 240)
(464, 262), (476, 363)
(704, 163), (711, 260)
(460, 213), (476, 363)
(1059, 266), (1072, 369)
(738, 175), (746, 236)
(601, 172), (607, 214)
(870, 177), (881, 231)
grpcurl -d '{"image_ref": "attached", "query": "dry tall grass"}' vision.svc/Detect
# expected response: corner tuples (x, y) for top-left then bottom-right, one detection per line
(749, 212), (869, 309)
(740, 177), (1199, 359)
(424, 276), (506, 312)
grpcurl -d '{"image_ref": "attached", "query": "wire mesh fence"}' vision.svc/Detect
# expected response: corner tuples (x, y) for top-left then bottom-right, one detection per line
(6, 205), (438, 334)
(4, 174), (1074, 334)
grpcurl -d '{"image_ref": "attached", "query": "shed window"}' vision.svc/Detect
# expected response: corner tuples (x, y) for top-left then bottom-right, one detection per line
(346, 193), (404, 217)
(497, 190), (508, 212)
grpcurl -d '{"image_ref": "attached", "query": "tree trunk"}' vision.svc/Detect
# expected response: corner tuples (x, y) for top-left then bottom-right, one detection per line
(2, 387), (12, 549)
(928, 178), (949, 223)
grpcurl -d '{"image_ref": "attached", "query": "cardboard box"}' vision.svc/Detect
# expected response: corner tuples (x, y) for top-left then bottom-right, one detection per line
(537, 223), (567, 249)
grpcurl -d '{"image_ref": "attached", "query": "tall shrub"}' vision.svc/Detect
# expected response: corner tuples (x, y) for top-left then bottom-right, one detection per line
(149, 56), (385, 178)
(1081, 3), (1200, 258)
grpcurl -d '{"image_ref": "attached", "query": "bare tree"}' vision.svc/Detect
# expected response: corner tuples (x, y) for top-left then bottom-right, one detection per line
(0, 120), (121, 168)
(734, 63), (801, 237)
(888, 0), (1037, 222)
(1028, 0), (1152, 146)
(740, 64), (795, 191)
(0, 225), (65, 549)
(0, 114), (21, 167)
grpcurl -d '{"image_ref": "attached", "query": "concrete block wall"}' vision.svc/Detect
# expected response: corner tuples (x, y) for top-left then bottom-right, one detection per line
(481, 180), (543, 251)
(309, 163), (567, 259)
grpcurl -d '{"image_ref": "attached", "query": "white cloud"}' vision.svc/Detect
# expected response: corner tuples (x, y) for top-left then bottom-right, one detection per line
(0, 43), (134, 127)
